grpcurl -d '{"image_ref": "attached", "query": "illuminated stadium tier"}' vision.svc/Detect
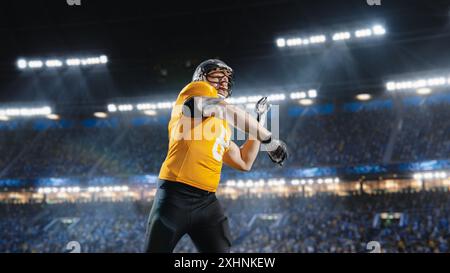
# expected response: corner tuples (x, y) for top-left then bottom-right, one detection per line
(1, 191), (450, 253)
(0, 94), (448, 182)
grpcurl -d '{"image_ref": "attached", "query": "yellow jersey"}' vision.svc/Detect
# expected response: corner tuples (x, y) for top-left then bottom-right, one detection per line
(158, 81), (231, 192)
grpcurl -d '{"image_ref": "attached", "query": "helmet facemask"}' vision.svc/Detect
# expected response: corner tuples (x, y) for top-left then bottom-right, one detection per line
(204, 68), (234, 98)
(192, 59), (234, 98)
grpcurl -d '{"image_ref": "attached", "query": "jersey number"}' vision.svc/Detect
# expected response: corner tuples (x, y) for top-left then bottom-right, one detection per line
(212, 124), (228, 162)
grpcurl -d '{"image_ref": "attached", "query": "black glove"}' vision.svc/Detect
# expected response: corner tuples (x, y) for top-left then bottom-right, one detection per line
(262, 137), (288, 166)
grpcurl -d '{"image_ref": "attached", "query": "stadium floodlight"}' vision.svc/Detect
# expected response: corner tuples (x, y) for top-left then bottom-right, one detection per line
(413, 173), (423, 180)
(427, 77), (446, 86)
(45, 59), (63, 68)
(46, 114), (60, 120)
(414, 171), (447, 180)
(0, 106), (52, 117)
(317, 179), (323, 184)
(355, 28), (373, 38)
(81, 57), (101, 66)
(386, 82), (396, 91)
(299, 98), (314, 106)
(17, 59), (27, 69)
(156, 102), (173, 109)
(300, 179), (306, 185)
(307, 89), (317, 98)
(118, 104), (133, 112)
(412, 80), (427, 89)
(309, 35), (326, 44)
(20, 108), (34, 116)
(66, 56), (109, 66)
(18, 55), (108, 70)
(307, 179), (314, 185)
(0, 115), (9, 121)
(290, 92), (307, 100)
(78, 55), (108, 66)
(277, 24), (387, 48)
(334, 178), (340, 184)
(332, 32), (351, 41)
(94, 112), (108, 118)
(386, 76), (449, 92)
(291, 179), (300, 185)
(372, 25), (386, 35)
(28, 60), (44, 69)
(144, 110), (157, 116)
(356, 93), (372, 101)
(66, 58), (81, 66)
(286, 38), (302, 47)
(276, 38), (286, 48)
(137, 103), (157, 111)
(283, 35), (325, 47)
(99, 55), (108, 64)
(107, 104), (117, 112)
(6, 108), (20, 116)
(325, 178), (333, 184)
(416, 88), (432, 95)
(42, 106), (52, 115)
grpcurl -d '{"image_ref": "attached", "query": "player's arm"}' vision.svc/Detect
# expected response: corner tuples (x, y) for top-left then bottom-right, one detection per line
(183, 96), (271, 142)
(222, 97), (268, 171)
(222, 140), (260, 172)
(183, 96), (288, 166)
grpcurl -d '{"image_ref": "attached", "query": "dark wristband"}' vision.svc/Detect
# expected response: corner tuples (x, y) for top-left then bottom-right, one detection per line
(261, 136), (272, 144)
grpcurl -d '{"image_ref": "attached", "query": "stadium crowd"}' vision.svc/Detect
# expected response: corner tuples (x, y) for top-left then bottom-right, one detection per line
(1, 190), (450, 253)
(0, 101), (448, 179)
(0, 98), (448, 253)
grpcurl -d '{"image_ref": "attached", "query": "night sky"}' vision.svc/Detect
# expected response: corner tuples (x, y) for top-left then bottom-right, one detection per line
(0, 0), (449, 105)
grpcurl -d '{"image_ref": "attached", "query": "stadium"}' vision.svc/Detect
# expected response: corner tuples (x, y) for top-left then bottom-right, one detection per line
(1, 0), (450, 254)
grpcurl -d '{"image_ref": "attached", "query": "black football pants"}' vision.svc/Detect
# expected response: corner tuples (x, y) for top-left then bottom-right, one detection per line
(144, 179), (232, 253)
